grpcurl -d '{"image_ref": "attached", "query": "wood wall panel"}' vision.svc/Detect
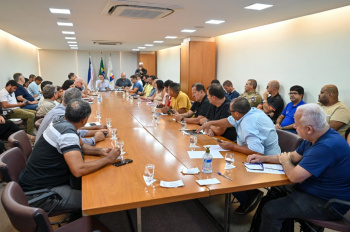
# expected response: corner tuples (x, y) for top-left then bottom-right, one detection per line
(180, 42), (190, 96)
(138, 53), (157, 76)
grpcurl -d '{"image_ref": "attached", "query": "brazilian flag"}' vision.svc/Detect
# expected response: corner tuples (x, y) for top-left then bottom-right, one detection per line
(99, 57), (105, 79)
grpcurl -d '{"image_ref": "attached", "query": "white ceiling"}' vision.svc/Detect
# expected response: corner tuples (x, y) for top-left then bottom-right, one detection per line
(1, 0), (349, 52)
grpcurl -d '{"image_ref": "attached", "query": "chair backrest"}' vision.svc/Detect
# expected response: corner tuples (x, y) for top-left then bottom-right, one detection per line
(35, 118), (44, 130)
(276, 129), (304, 153)
(1, 181), (53, 232)
(0, 147), (26, 182)
(8, 130), (32, 160)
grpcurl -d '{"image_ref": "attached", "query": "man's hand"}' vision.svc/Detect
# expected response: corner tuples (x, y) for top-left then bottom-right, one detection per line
(97, 124), (108, 129)
(28, 100), (38, 105)
(207, 129), (215, 137)
(199, 118), (208, 125)
(263, 91), (269, 100)
(275, 124), (282, 129)
(0, 116), (5, 124)
(94, 131), (106, 143)
(100, 147), (112, 157)
(105, 148), (121, 163)
(174, 113), (182, 122)
(196, 121), (211, 133)
(278, 152), (292, 165)
(218, 140), (235, 150)
(247, 154), (264, 163)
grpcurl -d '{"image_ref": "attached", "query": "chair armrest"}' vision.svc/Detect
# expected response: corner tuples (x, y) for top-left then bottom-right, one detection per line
(27, 191), (61, 205)
(326, 198), (350, 224)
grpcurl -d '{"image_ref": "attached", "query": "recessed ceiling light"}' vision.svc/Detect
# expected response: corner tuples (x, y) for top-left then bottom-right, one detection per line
(165, 36), (177, 39)
(205, 20), (225, 25)
(244, 3), (273, 10)
(49, 8), (71, 14)
(67, 41), (77, 44)
(153, 41), (164, 43)
(145, 44), (153, 47)
(57, 22), (73, 26)
(62, 31), (75, 35)
(69, 44), (78, 47)
(181, 29), (196, 33)
(138, 47), (146, 49)
(132, 49), (139, 51)
(71, 47), (78, 49)
(65, 37), (76, 40)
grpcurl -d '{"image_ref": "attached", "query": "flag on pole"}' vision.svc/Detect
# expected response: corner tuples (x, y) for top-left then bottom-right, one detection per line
(99, 57), (105, 79)
(87, 57), (94, 90)
(107, 56), (115, 90)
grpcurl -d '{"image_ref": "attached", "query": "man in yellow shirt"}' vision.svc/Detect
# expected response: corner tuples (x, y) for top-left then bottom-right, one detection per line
(140, 75), (153, 96)
(162, 82), (191, 114)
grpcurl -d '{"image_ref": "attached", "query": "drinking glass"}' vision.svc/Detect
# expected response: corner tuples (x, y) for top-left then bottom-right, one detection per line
(116, 140), (125, 160)
(180, 121), (187, 131)
(95, 109), (101, 119)
(189, 135), (198, 148)
(137, 98), (141, 106)
(144, 164), (155, 184)
(106, 118), (112, 128)
(151, 105), (156, 113)
(225, 153), (235, 169)
(130, 96), (133, 103)
(122, 92), (125, 98)
(110, 128), (117, 140)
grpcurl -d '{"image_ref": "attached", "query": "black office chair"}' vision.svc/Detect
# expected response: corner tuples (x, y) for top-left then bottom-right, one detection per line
(276, 129), (303, 152)
(1, 181), (111, 232)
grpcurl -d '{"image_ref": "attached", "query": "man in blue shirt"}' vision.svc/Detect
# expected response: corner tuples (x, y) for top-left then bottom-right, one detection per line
(223, 80), (239, 101)
(198, 97), (280, 214)
(248, 103), (350, 231)
(28, 76), (43, 100)
(275, 85), (305, 134)
(14, 73), (38, 110)
(127, 75), (143, 94)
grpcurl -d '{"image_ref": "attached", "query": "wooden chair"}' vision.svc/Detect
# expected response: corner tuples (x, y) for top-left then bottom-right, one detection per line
(1, 181), (111, 232)
(8, 130), (32, 160)
(276, 129), (303, 152)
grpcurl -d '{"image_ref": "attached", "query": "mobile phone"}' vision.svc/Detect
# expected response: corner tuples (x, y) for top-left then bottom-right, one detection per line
(113, 159), (133, 167)
(213, 137), (222, 143)
(89, 123), (96, 126)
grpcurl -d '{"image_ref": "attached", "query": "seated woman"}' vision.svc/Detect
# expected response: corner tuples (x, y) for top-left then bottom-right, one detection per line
(141, 80), (164, 104)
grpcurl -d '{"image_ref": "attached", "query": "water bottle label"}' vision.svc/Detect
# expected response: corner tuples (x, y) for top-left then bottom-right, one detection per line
(204, 158), (212, 163)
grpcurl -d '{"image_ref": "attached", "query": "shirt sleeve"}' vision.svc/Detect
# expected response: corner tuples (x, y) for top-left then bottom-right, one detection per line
(227, 116), (236, 126)
(0, 91), (7, 102)
(58, 132), (81, 154)
(269, 96), (284, 112)
(330, 106), (350, 125)
(177, 95), (189, 109)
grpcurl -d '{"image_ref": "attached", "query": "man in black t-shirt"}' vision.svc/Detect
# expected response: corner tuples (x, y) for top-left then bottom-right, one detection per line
(174, 83), (209, 124)
(257, 80), (284, 123)
(19, 99), (120, 212)
(199, 84), (237, 141)
(115, 72), (132, 88)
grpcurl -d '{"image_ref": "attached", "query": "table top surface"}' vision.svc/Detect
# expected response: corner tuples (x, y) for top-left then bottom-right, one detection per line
(82, 91), (290, 215)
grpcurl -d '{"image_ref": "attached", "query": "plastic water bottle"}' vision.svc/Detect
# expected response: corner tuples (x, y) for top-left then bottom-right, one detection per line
(202, 147), (212, 173)
(97, 94), (102, 104)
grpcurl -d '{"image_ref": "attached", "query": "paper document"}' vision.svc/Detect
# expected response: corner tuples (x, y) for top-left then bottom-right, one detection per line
(187, 151), (223, 159)
(244, 163), (285, 174)
(160, 180), (184, 188)
(181, 167), (200, 174)
(196, 178), (221, 186)
(203, 145), (230, 152)
(9, 118), (21, 122)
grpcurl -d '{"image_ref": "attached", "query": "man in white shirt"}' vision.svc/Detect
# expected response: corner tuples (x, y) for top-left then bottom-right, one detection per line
(95, 74), (110, 91)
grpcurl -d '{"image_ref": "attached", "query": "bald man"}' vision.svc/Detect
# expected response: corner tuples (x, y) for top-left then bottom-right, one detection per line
(318, 84), (350, 137)
(115, 72), (132, 89)
(257, 80), (284, 123)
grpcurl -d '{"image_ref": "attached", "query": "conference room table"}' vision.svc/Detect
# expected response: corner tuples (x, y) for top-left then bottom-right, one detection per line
(82, 91), (290, 232)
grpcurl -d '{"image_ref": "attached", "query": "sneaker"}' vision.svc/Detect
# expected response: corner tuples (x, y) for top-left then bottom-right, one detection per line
(234, 190), (264, 215)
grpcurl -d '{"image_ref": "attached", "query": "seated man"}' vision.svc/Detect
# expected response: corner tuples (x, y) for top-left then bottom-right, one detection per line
(19, 99), (120, 212)
(199, 84), (237, 141)
(126, 75), (143, 94)
(140, 75), (153, 96)
(62, 80), (75, 91)
(27, 76), (43, 100)
(14, 73), (38, 110)
(95, 74), (110, 91)
(318, 84), (350, 138)
(146, 76), (158, 97)
(161, 82), (191, 114)
(275, 85), (305, 133)
(0, 114), (34, 143)
(248, 103), (350, 231)
(223, 80), (239, 101)
(257, 80), (284, 123)
(74, 77), (88, 97)
(35, 88), (107, 146)
(37, 85), (58, 117)
(198, 97), (281, 214)
(174, 83), (210, 124)
(240, 79), (262, 107)
(0, 80), (36, 135)
(115, 72), (132, 89)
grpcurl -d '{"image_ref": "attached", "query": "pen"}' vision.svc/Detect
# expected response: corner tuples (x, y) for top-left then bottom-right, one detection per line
(217, 172), (233, 181)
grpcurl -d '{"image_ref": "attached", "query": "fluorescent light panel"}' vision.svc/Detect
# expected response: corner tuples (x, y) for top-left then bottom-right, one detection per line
(138, 47), (146, 49)
(71, 47), (78, 49)
(132, 49), (139, 51)
(67, 41), (77, 44)
(165, 36), (177, 39)
(69, 44), (78, 47)
(57, 22), (73, 26)
(153, 41), (164, 43)
(205, 20), (225, 24)
(145, 44), (153, 47)
(65, 37), (76, 40)
(181, 29), (196, 33)
(244, 3), (273, 10)
(49, 8), (71, 14)
(62, 31), (75, 34)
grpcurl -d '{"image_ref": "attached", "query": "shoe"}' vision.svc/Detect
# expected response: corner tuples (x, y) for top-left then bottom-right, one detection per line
(234, 190), (263, 215)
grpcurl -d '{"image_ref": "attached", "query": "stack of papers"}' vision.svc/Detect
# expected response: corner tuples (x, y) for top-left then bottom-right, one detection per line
(160, 180), (184, 188)
(196, 178), (221, 186)
(181, 167), (200, 174)
(244, 163), (285, 174)
(187, 151), (223, 159)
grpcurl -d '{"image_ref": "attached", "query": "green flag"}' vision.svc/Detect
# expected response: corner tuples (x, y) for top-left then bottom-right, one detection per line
(99, 57), (105, 78)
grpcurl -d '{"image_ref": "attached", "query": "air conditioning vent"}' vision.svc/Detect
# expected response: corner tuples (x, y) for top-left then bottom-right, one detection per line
(93, 41), (122, 46)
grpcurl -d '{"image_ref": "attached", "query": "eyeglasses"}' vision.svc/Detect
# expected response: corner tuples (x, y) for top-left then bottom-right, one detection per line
(288, 92), (299, 95)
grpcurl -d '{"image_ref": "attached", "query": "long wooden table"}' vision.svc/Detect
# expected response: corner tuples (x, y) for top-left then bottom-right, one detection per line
(82, 91), (290, 231)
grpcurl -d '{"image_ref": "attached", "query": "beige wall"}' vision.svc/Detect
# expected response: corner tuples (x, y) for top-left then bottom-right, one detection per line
(157, 46), (180, 83)
(215, 5), (350, 107)
(0, 29), (38, 84)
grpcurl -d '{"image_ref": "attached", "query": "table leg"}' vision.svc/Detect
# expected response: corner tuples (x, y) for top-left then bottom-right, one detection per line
(224, 193), (231, 232)
(137, 207), (142, 232)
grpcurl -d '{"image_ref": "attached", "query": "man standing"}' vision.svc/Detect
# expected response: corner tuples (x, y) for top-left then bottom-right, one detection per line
(318, 84), (350, 138)
(68, 72), (77, 81)
(95, 74), (110, 91)
(257, 80), (284, 123)
(248, 104), (350, 231)
(115, 72), (132, 89)
(198, 97), (280, 215)
(240, 79), (262, 107)
(127, 75), (143, 94)
(174, 83), (210, 124)
(223, 80), (240, 101)
(135, 62), (147, 78)
(28, 76), (43, 100)
(19, 99), (120, 212)
(14, 73), (38, 110)
(275, 85), (305, 133)
(0, 80), (36, 135)
(161, 83), (191, 114)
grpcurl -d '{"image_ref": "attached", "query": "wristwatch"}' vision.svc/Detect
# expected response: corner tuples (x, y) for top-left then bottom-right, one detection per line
(181, 117), (184, 122)
(263, 100), (267, 103)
